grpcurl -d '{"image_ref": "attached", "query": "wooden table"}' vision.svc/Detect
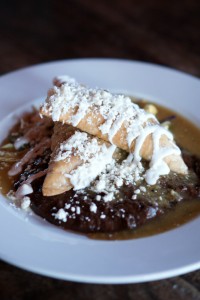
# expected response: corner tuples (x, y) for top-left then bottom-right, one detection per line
(0, 0), (200, 299)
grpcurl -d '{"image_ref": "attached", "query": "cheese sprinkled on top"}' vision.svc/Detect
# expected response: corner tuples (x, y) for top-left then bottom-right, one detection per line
(54, 131), (116, 190)
(41, 79), (157, 147)
(41, 76), (187, 190)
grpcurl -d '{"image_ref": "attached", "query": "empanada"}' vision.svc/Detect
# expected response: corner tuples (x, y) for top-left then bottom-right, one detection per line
(42, 122), (115, 196)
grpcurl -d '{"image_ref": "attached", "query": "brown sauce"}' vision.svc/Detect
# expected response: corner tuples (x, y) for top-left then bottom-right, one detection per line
(0, 101), (200, 240)
(89, 199), (200, 240)
(89, 101), (200, 239)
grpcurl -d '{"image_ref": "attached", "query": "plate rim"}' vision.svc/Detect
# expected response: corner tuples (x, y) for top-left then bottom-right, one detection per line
(0, 58), (200, 284)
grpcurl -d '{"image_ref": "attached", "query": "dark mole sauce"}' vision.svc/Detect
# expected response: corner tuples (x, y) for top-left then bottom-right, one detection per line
(1, 101), (200, 240)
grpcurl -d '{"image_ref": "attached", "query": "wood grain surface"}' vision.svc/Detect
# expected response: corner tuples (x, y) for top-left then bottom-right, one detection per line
(0, 0), (200, 299)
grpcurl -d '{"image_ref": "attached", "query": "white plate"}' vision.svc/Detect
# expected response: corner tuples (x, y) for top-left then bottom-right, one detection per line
(0, 58), (200, 284)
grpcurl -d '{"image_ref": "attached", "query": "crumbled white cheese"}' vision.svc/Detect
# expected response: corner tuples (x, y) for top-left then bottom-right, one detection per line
(7, 190), (31, 211)
(76, 206), (81, 214)
(90, 157), (144, 197)
(65, 203), (71, 209)
(134, 189), (141, 194)
(55, 131), (103, 162)
(90, 202), (97, 213)
(115, 178), (123, 187)
(103, 192), (114, 202)
(21, 196), (31, 210)
(100, 214), (106, 219)
(140, 186), (146, 192)
(95, 180), (106, 192)
(53, 208), (68, 222)
(68, 144), (116, 191)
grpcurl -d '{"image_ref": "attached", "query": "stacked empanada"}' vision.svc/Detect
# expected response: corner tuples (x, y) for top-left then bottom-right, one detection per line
(40, 76), (187, 196)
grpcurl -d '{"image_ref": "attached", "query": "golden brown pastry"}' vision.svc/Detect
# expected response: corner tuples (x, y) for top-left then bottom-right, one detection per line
(42, 122), (115, 196)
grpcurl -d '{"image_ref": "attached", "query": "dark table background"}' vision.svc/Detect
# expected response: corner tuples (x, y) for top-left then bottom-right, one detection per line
(0, 0), (200, 299)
